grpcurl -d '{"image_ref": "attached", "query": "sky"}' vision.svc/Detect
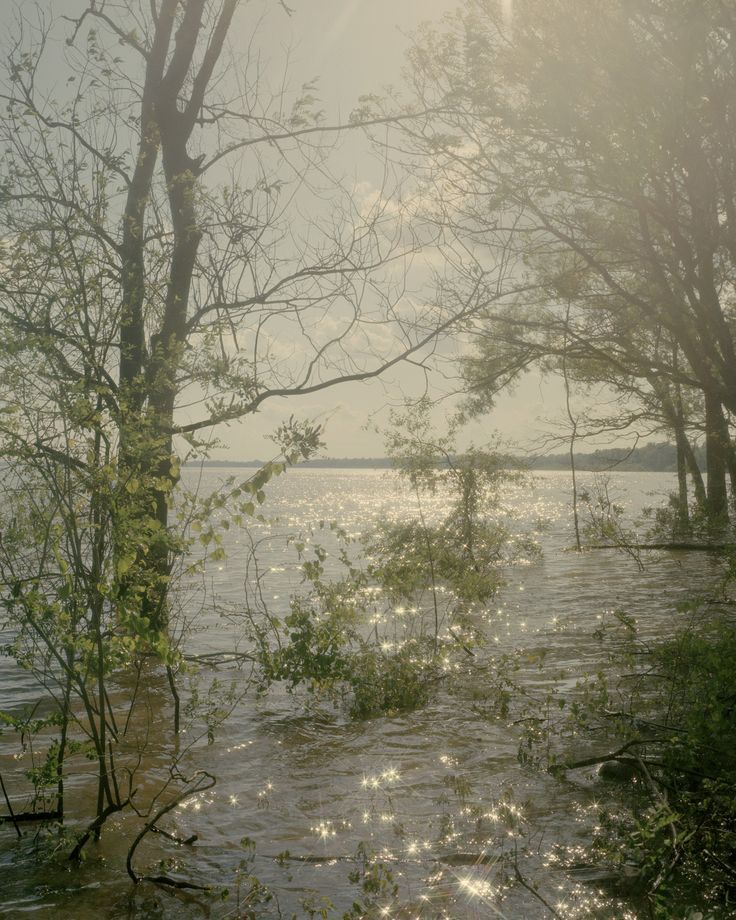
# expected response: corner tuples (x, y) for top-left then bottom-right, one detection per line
(1, 0), (579, 461)
(216, 0), (472, 460)
(207, 0), (575, 461)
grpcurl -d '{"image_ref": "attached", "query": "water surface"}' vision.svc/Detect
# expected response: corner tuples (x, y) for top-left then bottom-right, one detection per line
(0, 469), (723, 918)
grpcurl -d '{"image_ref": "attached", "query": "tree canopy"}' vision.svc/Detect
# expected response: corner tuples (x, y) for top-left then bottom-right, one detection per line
(392, 0), (736, 520)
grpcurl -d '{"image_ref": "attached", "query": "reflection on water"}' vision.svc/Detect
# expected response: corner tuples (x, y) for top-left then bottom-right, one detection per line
(0, 470), (724, 918)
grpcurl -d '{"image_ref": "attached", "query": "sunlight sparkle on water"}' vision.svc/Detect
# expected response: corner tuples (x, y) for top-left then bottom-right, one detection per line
(311, 819), (336, 839)
(362, 767), (400, 789)
(458, 875), (496, 899)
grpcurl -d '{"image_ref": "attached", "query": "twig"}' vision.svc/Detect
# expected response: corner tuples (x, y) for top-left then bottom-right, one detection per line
(513, 842), (564, 919)
(166, 665), (180, 735)
(0, 772), (21, 838)
(448, 626), (476, 656)
(149, 824), (198, 846)
(127, 771), (215, 889)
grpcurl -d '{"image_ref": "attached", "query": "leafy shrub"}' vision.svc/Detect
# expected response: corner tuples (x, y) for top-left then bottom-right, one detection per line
(252, 404), (532, 720)
(567, 618), (736, 918)
(347, 645), (435, 719)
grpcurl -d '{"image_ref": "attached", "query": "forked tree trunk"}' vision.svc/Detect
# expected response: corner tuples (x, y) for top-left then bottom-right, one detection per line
(704, 391), (729, 523)
(116, 0), (238, 631)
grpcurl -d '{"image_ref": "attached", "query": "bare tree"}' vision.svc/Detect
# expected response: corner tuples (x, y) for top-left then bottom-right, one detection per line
(0, 0), (480, 632)
(0, 0), (507, 861)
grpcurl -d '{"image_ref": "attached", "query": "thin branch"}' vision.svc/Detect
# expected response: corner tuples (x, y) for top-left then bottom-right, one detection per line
(126, 772), (215, 889)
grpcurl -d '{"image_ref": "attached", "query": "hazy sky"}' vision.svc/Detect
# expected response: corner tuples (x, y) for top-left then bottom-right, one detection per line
(211, 0), (571, 460)
(2, 0), (574, 460)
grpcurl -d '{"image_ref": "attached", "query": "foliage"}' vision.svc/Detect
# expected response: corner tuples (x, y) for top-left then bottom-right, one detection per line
(579, 617), (736, 919)
(374, 400), (535, 611)
(343, 844), (399, 919)
(518, 598), (736, 919)
(252, 548), (438, 720)
(640, 625), (736, 915)
(398, 0), (736, 524)
(252, 403), (533, 720)
(641, 494), (734, 546)
(0, 402), (321, 868)
(578, 476), (645, 569)
(347, 646), (434, 720)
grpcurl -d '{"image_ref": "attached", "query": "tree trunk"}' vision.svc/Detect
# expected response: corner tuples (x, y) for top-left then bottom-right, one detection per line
(115, 0), (238, 631)
(657, 373), (693, 528)
(725, 426), (736, 515)
(704, 391), (729, 522)
(673, 422), (690, 532)
(666, 371), (690, 531)
(683, 436), (707, 510)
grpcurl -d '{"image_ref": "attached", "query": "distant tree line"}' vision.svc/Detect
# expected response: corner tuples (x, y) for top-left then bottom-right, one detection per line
(189, 441), (703, 473)
(525, 441), (706, 474)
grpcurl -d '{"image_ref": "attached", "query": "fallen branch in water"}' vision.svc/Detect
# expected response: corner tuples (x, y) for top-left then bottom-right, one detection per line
(552, 737), (665, 772)
(514, 842), (564, 919)
(587, 542), (733, 552)
(126, 771), (215, 890)
(149, 824), (198, 846)
(0, 809), (61, 826)
(0, 773), (21, 838)
(182, 651), (257, 665)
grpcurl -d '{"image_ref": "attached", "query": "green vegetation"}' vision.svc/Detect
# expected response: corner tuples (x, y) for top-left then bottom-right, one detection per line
(589, 617), (736, 918)
(0, 0), (462, 877)
(253, 405), (533, 719)
(1, 0), (736, 916)
(502, 594), (736, 919)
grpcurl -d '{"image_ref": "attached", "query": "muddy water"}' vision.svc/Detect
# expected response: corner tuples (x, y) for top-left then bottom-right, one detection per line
(0, 470), (724, 919)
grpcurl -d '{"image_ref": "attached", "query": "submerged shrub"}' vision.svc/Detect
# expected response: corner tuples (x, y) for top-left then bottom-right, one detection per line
(347, 645), (435, 719)
(253, 588), (438, 718)
(251, 405), (533, 720)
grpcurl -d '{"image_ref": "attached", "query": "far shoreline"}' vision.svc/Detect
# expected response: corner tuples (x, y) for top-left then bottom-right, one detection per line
(185, 442), (694, 474)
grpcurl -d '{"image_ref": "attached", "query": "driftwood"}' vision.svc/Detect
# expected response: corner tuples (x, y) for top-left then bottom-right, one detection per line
(588, 542), (733, 551)
(0, 809), (61, 825)
(552, 738), (665, 773)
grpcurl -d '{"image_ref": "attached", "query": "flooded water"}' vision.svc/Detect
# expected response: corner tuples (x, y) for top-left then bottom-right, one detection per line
(0, 469), (725, 918)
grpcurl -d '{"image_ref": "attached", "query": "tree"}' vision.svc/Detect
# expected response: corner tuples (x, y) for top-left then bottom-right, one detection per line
(0, 0), (486, 864)
(461, 283), (710, 527)
(389, 0), (736, 523)
(0, 0), (465, 632)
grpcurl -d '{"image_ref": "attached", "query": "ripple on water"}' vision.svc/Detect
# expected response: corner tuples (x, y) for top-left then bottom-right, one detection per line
(0, 469), (721, 917)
